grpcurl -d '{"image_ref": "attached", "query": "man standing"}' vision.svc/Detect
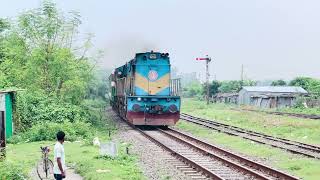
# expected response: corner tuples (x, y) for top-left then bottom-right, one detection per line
(53, 131), (66, 180)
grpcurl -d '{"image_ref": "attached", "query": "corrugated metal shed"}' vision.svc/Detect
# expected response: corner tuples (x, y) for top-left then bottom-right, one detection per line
(239, 86), (308, 108)
(242, 86), (308, 94)
(214, 93), (238, 104)
(0, 90), (16, 144)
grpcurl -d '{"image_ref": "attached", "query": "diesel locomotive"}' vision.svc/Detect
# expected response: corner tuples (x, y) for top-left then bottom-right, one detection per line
(109, 51), (181, 126)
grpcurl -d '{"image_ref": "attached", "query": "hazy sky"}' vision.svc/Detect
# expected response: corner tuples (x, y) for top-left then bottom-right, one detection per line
(1, 0), (320, 81)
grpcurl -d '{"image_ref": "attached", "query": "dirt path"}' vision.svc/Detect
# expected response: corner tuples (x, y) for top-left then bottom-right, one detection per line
(64, 168), (83, 180)
(30, 167), (83, 180)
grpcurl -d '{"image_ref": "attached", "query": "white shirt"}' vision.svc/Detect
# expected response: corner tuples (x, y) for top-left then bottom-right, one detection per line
(53, 142), (66, 174)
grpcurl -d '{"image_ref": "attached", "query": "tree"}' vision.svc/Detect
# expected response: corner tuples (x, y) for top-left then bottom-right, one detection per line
(0, 0), (94, 104)
(290, 77), (320, 96)
(271, 80), (287, 86)
(219, 80), (256, 93)
(183, 81), (202, 97)
(0, 1), (101, 131)
(202, 80), (220, 97)
(289, 77), (313, 89)
(219, 81), (241, 93)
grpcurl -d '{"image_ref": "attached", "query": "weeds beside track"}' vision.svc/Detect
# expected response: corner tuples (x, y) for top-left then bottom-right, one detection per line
(181, 113), (320, 159)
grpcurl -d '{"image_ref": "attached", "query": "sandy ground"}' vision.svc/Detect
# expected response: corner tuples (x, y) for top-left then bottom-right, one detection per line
(30, 167), (83, 180)
(64, 168), (83, 180)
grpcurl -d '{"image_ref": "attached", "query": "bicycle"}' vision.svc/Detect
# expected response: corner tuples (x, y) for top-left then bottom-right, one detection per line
(37, 146), (54, 180)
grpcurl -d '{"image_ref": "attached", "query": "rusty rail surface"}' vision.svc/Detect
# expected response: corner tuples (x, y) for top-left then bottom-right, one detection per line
(136, 127), (223, 179)
(181, 113), (320, 159)
(113, 108), (300, 179)
(164, 128), (299, 180)
(114, 110), (218, 179)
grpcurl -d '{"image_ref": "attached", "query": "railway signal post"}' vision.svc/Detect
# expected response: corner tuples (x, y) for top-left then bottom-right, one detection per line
(196, 55), (212, 105)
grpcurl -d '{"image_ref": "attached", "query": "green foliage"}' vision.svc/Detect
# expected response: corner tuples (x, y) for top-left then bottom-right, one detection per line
(8, 120), (94, 143)
(202, 80), (221, 96)
(180, 98), (320, 179)
(182, 81), (203, 97)
(0, 162), (27, 180)
(0, 1), (108, 137)
(81, 98), (107, 127)
(290, 77), (320, 97)
(271, 79), (287, 86)
(183, 79), (257, 97)
(14, 91), (89, 132)
(0, 18), (10, 35)
(0, 0), (93, 104)
(87, 69), (110, 101)
(219, 80), (256, 93)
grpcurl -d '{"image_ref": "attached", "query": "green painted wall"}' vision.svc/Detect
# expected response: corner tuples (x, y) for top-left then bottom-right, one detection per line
(5, 93), (13, 138)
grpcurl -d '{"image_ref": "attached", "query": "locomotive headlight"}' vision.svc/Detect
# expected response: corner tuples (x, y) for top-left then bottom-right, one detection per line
(169, 104), (178, 113)
(149, 53), (157, 59)
(137, 97), (142, 101)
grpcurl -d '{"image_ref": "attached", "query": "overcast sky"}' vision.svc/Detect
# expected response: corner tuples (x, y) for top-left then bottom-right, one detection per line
(1, 0), (320, 81)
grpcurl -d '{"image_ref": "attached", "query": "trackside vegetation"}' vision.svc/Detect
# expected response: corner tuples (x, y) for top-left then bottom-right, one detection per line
(182, 99), (320, 145)
(4, 116), (143, 180)
(178, 98), (320, 179)
(0, 1), (142, 179)
(176, 121), (320, 180)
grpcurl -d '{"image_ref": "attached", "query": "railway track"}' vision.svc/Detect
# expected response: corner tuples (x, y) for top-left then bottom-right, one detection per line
(136, 126), (299, 180)
(180, 113), (320, 159)
(112, 109), (299, 179)
(232, 108), (320, 120)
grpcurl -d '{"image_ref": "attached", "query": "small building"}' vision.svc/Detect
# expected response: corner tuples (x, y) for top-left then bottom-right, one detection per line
(238, 86), (308, 108)
(213, 93), (238, 104)
(0, 90), (16, 148)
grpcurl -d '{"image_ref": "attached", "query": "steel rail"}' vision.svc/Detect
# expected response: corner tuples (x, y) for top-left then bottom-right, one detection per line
(163, 127), (299, 180)
(114, 113), (221, 179)
(180, 113), (320, 159)
(182, 113), (320, 152)
(181, 113), (320, 152)
(135, 127), (224, 179)
(158, 128), (272, 180)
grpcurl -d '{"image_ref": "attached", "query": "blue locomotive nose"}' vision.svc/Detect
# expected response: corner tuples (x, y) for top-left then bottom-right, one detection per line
(109, 51), (181, 126)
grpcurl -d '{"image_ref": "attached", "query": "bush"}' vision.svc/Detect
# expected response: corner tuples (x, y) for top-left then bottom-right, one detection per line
(0, 162), (27, 180)
(15, 91), (90, 132)
(8, 121), (94, 143)
(81, 98), (106, 127)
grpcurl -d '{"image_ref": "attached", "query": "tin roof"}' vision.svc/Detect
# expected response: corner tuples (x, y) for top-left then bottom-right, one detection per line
(242, 86), (308, 93)
(0, 89), (19, 94)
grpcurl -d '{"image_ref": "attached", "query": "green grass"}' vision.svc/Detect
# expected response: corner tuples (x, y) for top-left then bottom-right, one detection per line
(176, 121), (320, 180)
(181, 98), (320, 145)
(1, 110), (144, 180)
(3, 139), (143, 180)
(278, 107), (320, 115)
(65, 141), (143, 180)
(239, 103), (320, 116)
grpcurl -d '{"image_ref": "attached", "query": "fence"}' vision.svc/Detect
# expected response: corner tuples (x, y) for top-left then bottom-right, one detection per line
(306, 99), (320, 107)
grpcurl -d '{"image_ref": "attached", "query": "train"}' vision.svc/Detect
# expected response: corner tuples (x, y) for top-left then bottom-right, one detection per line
(109, 51), (181, 126)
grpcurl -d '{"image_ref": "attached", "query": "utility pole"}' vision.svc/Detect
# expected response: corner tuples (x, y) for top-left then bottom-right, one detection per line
(196, 55), (212, 105)
(240, 64), (244, 87)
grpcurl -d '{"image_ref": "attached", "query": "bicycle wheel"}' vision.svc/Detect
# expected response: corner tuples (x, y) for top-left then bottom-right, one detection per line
(37, 159), (54, 180)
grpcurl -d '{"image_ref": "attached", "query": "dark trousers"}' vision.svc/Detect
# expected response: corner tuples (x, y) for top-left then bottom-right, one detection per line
(54, 174), (63, 180)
